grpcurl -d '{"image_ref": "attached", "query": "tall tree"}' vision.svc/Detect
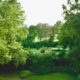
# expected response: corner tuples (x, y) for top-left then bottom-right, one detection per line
(59, 0), (80, 72)
(59, 0), (80, 48)
(0, 0), (27, 65)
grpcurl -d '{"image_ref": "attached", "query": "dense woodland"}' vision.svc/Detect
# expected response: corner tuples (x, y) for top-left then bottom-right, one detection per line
(0, 0), (80, 77)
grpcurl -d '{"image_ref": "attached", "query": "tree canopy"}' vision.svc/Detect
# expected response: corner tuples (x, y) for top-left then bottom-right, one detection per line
(0, 0), (27, 65)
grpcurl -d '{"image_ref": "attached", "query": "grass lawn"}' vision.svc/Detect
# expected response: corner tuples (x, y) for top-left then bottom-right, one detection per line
(0, 71), (79, 80)
(0, 73), (20, 80)
(27, 73), (79, 80)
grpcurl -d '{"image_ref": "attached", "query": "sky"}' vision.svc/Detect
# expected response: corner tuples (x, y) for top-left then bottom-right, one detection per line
(18, 0), (67, 26)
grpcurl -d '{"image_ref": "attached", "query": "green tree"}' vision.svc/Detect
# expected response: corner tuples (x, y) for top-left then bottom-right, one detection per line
(49, 21), (63, 42)
(60, 0), (80, 48)
(59, 0), (80, 73)
(28, 25), (39, 42)
(62, 0), (80, 19)
(36, 23), (53, 41)
(0, 0), (27, 66)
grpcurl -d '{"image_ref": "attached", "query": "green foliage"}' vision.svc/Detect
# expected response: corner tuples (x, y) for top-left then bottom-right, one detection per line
(17, 26), (28, 42)
(26, 48), (71, 74)
(0, 0), (80, 75)
(0, 0), (27, 65)
(23, 40), (58, 48)
(36, 23), (53, 41)
(0, 39), (10, 64)
(51, 21), (63, 43)
(26, 25), (38, 43)
(24, 23), (53, 44)
(67, 46), (80, 74)
(58, 0), (80, 74)
(19, 70), (34, 78)
(26, 48), (56, 74)
(59, 0), (80, 49)
(63, 0), (80, 19)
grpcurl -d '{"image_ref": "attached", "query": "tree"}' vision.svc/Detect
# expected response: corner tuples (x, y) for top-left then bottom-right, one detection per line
(28, 25), (39, 42)
(49, 21), (63, 42)
(62, 0), (80, 19)
(36, 23), (53, 41)
(59, 0), (80, 48)
(0, 0), (27, 66)
(59, 0), (80, 73)
(26, 23), (53, 42)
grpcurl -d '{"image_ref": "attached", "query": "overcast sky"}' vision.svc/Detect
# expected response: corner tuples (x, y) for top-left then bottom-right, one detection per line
(19, 0), (67, 26)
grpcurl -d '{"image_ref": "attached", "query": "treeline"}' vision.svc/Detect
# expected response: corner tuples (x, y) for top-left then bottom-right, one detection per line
(22, 22), (62, 48)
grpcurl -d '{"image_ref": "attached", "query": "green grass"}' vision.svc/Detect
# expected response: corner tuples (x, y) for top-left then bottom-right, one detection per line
(0, 73), (20, 80)
(0, 72), (79, 80)
(27, 73), (79, 80)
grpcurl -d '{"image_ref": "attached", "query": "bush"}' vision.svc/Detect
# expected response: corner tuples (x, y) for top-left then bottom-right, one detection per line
(26, 48), (55, 74)
(23, 40), (58, 48)
(26, 48), (71, 74)
(67, 46), (80, 75)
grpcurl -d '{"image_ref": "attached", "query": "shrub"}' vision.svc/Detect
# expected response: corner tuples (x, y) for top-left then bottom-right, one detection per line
(23, 40), (58, 48)
(26, 48), (71, 74)
(67, 46), (80, 75)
